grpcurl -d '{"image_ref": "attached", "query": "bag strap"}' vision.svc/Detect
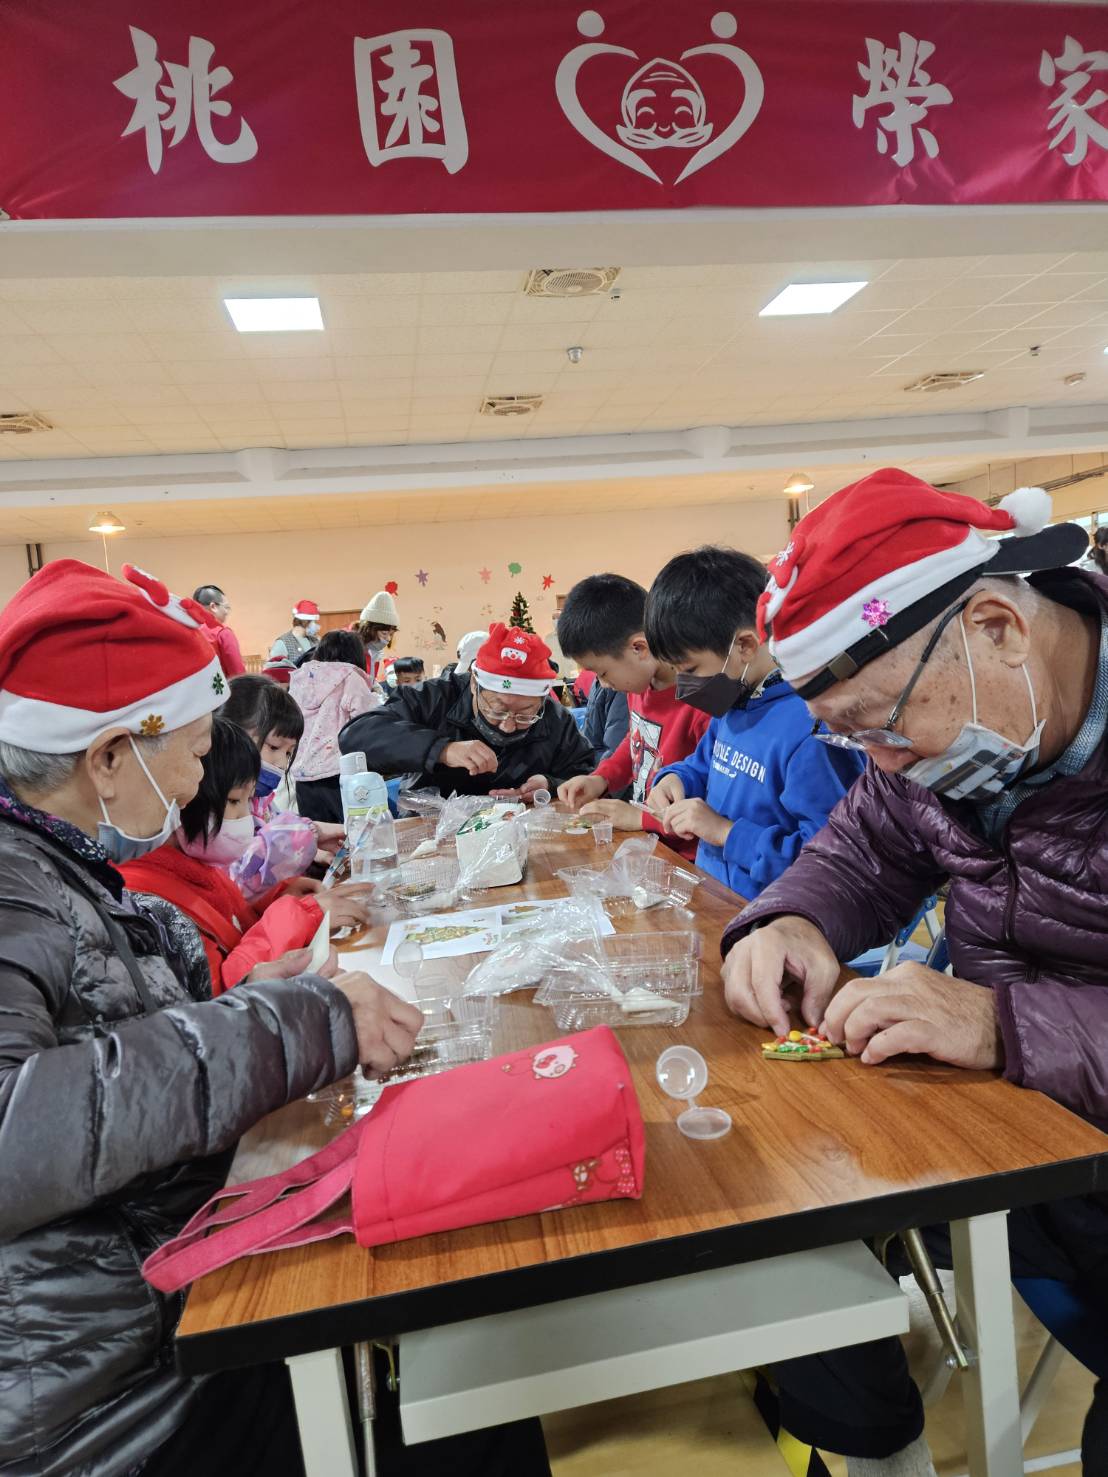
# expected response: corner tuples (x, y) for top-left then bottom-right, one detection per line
(142, 1114), (367, 1293)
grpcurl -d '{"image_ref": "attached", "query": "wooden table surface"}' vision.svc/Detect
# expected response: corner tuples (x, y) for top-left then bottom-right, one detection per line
(177, 827), (1108, 1374)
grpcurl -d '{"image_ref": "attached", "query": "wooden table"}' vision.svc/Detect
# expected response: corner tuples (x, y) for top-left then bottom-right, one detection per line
(177, 829), (1108, 1476)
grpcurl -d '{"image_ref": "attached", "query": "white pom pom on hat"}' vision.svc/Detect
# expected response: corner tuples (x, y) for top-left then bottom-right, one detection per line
(997, 485), (1052, 537)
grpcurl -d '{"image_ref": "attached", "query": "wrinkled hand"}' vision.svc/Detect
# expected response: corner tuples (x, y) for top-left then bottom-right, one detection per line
(820, 962), (1003, 1070)
(489, 775), (550, 802)
(441, 739), (498, 776)
(331, 972), (424, 1073)
(245, 944), (340, 985)
(313, 822), (346, 854)
(646, 773), (684, 817)
(722, 915), (840, 1038)
(662, 797), (732, 848)
(580, 798), (644, 831)
(558, 774), (608, 810)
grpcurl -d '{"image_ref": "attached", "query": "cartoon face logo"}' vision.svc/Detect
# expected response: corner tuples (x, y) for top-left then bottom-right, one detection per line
(500, 646), (528, 665)
(533, 1044), (578, 1079)
(617, 58), (712, 150)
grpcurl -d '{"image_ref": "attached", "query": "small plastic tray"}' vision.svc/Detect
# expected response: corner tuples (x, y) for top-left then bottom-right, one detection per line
(541, 930), (701, 1030)
(316, 989), (495, 1123)
(396, 816), (440, 858)
(629, 857), (701, 910)
(386, 855), (461, 914)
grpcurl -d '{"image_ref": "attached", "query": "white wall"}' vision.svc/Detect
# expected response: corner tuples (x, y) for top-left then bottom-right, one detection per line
(15, 497), (791, 664)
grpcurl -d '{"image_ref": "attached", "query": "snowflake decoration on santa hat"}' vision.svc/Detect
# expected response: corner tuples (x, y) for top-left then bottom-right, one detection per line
(140, 713), (165, 736)
(862, 598), (892, 628)
(212, 672), (226, 695)
(513, 635), (526, 646)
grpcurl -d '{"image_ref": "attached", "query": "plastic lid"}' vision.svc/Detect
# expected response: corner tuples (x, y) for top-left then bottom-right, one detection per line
(340, 752), (367, 775)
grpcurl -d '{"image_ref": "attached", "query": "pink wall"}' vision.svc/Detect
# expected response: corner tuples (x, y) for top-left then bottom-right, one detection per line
(7, 497), (790, 666)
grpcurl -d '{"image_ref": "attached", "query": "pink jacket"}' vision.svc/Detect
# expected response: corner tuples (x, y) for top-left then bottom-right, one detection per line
(289, 660), (380, 782)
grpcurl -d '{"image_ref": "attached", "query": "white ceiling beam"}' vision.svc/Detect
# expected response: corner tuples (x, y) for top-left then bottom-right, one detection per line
(0, 402), (1104, 510)
(3, 204), (1108, 280)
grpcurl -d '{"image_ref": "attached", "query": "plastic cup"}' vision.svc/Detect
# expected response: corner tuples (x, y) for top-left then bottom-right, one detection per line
(655, 1045), (731, 1140)
(591, 820), (614, 847)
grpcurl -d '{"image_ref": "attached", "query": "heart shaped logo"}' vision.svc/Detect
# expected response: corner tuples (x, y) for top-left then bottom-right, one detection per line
(555, 10), (765, 184)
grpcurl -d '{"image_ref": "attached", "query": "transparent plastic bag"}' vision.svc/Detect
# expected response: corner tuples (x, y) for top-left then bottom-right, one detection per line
(463, 895), (608, 998)
(396, 783), (445, 819)
(454, 803), (529, 889)
(434, 793), (494, 843)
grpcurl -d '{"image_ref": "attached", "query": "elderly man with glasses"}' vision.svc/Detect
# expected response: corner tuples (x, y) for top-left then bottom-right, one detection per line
(721, 469), (1108, 1476)
(339, 622), (594, 800)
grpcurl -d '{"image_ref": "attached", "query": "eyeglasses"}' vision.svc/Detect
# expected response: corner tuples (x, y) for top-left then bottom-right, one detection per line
(812, 600), (969, 753)
(476, 689), (545, 728)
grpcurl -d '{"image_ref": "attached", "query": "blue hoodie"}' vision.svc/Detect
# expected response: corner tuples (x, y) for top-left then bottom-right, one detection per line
(656, 679), (865, 901)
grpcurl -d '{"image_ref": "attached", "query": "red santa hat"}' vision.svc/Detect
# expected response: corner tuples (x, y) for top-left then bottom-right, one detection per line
(292, 598), (320, 621)
(0, 560), (229, 753)
(758, 468), (1088, 699)
(473, 624), (557, 697)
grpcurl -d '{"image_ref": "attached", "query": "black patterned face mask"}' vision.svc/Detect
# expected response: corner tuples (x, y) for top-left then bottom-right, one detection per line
(471, 707), (533, 749)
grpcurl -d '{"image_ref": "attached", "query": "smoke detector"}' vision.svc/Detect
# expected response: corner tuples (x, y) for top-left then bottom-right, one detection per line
(0, 411), (52, 434)
(903, 371), (985, 393)
(479, 394), (544, 418)
(524, 267), (621, 299)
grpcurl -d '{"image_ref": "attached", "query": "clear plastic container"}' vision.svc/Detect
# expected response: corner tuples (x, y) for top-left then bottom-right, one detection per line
(539, 931), (702, 1030)
(385, 856), (461, 914)
(629, 856), (701, 911)
(371, 990), (495, 1087)
(555, 864), (635, 919)
(312, 990), (495, 1124)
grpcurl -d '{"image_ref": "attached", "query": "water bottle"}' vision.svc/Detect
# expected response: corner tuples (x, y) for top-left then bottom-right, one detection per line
(339, 753), (397, 876)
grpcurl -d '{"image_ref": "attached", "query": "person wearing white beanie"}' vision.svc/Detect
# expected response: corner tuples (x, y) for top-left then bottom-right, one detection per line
(355, 591), (400, 685)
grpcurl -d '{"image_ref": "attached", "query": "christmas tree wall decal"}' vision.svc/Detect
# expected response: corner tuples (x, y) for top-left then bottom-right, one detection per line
(509, 590), (535, 633)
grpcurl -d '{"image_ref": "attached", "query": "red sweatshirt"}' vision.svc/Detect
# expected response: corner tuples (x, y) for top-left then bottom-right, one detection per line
(594, 683), (710, 853)
(121, 846), (324, 993)
(200, 622), (246, 678)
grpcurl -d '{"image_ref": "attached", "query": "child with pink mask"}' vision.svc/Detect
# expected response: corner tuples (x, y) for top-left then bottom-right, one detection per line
(121, 718), (370, 993)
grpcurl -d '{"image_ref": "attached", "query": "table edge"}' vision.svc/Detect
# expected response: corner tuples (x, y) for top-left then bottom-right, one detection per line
(175, 1147), (1107, 1374)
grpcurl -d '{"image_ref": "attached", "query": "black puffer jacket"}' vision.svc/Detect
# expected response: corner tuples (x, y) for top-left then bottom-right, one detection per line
(0, 799), (358, 1476)
(339, 672), (594, 796)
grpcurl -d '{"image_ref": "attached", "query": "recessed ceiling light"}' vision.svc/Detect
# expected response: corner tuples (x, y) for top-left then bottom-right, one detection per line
(759, 281), (868, 317)
(223, 297), (324, 333)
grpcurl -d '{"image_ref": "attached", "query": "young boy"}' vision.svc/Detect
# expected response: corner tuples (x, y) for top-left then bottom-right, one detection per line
(391, 656), (425, 687)
(645, 546), (865, 900)
(556, 574), (711, 852)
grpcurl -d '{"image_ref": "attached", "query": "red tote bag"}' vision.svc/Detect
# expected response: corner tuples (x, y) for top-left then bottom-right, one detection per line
(143, 1026), (645, 1293)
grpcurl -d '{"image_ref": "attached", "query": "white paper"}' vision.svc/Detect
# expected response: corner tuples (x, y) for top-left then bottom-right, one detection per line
(307, 912), (331, 973)
(379, 898), (612, 966)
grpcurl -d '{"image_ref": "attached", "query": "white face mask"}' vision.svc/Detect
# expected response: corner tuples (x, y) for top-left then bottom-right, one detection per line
(97, 737), (180, 863)
(306, 620), (320, 638)
(177, 812), (255, 866)
(904, 615), (1044, 804)
(367, 637), (388, 655)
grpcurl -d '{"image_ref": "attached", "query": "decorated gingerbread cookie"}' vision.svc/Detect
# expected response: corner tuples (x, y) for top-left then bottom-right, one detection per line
(761, 1029), (844, 1062)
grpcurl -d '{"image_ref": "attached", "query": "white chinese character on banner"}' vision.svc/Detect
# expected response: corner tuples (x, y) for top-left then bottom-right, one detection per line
(852, 32), (952, 166)
(1040, 35), (1108, 167)
(114, 25), (258, 175)
(354, 29), (468, 174)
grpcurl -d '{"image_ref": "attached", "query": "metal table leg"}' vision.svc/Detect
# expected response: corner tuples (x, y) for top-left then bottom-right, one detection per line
(950, 1212), (1023, 1477)
(286, 1347), (359, 1477)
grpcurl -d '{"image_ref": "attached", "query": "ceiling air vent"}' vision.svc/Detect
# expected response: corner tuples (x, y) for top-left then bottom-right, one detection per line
(524, 267), (621, 299)
(0, 411), (52, 434)
(479, 394), (543, 418)
(903, 371), (984, 393)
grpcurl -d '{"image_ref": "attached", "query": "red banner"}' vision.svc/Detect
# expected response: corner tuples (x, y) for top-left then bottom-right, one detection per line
(3, 2), (1108, 218)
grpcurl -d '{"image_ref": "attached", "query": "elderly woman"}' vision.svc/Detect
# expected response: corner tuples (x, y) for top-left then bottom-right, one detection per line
(0, 560), (423, 1477)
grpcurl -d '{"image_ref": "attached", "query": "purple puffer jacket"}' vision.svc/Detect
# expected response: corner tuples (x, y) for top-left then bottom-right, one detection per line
(723, 569), (1108, 1130)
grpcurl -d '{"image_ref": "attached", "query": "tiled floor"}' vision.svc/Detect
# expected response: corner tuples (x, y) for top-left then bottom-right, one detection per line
(544, 1297), (1091, 1475)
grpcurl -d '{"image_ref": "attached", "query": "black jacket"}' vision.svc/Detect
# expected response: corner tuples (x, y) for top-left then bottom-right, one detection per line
(0, 802), (357, 1475)
(339, 673), (595, 796)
